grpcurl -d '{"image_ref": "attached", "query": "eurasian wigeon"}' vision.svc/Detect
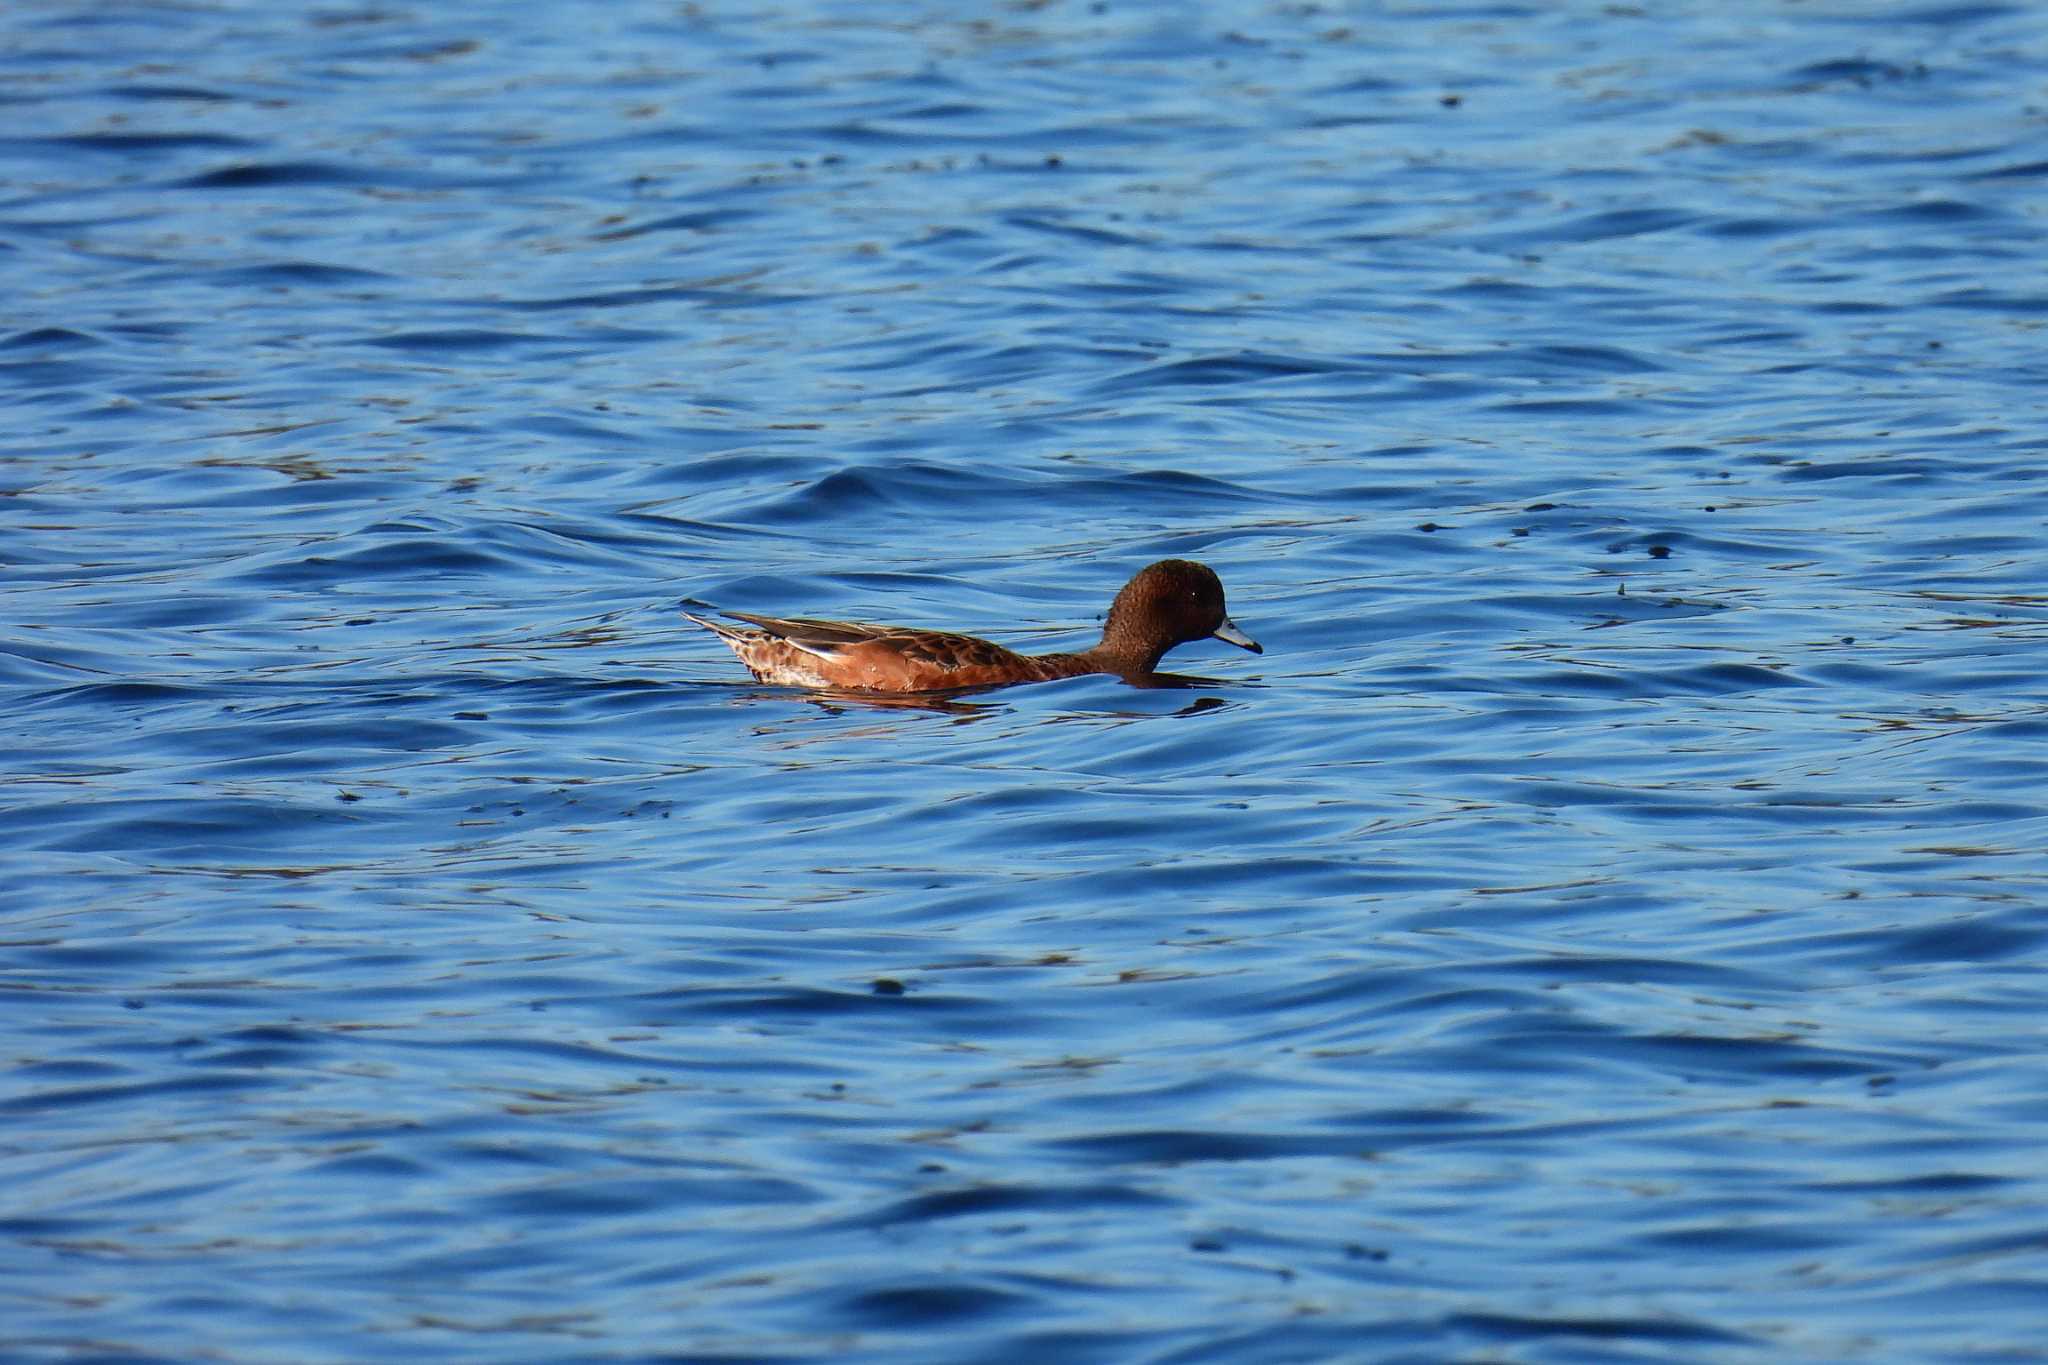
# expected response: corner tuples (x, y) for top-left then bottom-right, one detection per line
(685, 558), (1260, 693)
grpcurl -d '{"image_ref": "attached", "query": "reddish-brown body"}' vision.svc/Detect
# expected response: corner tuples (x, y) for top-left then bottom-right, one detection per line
(685, 559), (1260, 694)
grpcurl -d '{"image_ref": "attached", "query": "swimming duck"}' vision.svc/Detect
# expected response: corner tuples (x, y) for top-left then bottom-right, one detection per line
(685, 558), (1260, 693)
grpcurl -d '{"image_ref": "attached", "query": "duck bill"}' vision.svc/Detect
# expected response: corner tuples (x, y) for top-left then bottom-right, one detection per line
(1212, 617), (1262, 655)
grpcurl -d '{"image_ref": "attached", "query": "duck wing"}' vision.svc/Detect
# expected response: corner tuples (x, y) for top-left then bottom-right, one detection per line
(721, 613), (1020, 669)
(719, 612), (894, 646)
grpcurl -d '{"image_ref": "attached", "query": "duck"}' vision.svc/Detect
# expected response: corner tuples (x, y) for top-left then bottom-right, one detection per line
(684, 558), (1260, 693)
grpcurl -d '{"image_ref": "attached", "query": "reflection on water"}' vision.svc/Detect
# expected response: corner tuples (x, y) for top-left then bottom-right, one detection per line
(5, 0), (2048, 1360)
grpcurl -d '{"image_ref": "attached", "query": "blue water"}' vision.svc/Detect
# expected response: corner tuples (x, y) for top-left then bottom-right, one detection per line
(5, 1), (2048, 1359)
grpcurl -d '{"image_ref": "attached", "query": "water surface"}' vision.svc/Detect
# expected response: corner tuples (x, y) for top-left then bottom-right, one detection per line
(5, 1), (2048, 1360)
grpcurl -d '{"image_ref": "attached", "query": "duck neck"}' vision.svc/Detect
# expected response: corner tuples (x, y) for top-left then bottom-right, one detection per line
(1070, 635), (1165, 677)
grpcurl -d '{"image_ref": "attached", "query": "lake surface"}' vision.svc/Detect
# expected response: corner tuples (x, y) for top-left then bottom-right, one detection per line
(5, 1), (2047, 1359)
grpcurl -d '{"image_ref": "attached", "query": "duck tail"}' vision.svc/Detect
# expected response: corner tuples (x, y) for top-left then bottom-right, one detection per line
(681, 609), (751, 644)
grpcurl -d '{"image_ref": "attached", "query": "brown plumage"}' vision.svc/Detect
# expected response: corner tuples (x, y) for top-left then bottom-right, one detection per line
(685, 559), (1261, 693)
